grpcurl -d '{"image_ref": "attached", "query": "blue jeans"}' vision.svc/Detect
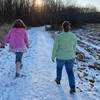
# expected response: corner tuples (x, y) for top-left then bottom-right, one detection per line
(56, 59), (75, 89)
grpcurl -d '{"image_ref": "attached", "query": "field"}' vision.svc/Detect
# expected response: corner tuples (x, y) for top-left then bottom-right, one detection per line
(74, 25), (100, 69)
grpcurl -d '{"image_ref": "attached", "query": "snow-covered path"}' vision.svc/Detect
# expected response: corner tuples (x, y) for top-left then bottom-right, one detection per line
(0, 27), (99, 100)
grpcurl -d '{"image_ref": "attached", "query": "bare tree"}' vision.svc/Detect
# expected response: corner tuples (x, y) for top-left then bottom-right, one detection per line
(0, 0), (100, 26)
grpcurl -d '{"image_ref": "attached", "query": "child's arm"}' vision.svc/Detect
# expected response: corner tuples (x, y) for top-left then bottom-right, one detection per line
(24, 31), (29, 48)
(0, 43), (2, 48)
(0, 40), (6, 48)
(4, 30), (11, 43)
(73, 35), (77, 52)
(52, 37), (59, 61)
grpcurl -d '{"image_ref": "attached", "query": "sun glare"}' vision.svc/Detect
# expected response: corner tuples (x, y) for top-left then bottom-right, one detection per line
(35, 0), (42, 7)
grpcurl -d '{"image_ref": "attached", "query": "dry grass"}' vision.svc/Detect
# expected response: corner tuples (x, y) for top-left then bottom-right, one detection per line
(0, 24), (11, 40)
(86, 24), (100, 32)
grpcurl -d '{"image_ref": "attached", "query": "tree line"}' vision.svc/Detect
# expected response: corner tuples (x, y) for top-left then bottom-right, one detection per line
(0, 0), (100, 27)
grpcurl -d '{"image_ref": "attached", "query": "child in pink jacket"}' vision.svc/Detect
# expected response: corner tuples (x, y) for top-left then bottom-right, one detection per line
(5, 19), (29, 77)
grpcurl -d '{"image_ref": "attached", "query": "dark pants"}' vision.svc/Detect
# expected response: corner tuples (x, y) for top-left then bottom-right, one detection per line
(15, 52), (23, 63)
(56, 59), (75, 89)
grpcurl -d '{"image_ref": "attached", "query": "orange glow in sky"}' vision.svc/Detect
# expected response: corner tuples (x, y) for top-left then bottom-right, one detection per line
(35, 0), (43, 7)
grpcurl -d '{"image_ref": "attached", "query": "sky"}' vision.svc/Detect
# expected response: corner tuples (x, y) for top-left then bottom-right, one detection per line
(56, 0), (100, 11)
(75, 0), (100, 11)
(30, 0), (100, 11)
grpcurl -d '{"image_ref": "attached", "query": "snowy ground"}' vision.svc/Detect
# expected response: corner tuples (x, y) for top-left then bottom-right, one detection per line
(0, 27), (100, 100)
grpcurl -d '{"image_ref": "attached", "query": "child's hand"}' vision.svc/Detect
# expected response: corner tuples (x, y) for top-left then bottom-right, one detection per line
(27, 45), (29, 49)
(52, 59), (55, 62)
(0, 43), (5, 48)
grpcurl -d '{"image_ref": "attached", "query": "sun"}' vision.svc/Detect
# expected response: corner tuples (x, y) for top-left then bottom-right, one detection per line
(35, 0), (43, 7)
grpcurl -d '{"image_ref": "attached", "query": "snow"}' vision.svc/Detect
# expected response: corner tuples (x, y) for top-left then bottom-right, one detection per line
(0, 27), (100, 100)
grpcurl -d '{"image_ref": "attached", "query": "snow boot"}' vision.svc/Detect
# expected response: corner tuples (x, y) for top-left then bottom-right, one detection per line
(70, 89), (76, 94)
(20, 64), (23, 69)
(15, 72), (20, 78)
(55, 79), (61, 85)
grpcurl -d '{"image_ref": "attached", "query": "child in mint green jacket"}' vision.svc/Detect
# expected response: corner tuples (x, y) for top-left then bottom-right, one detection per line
(52, 21), (77, 93)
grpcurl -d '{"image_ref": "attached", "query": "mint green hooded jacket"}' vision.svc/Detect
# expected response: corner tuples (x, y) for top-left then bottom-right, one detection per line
(52, 31), (77, 60)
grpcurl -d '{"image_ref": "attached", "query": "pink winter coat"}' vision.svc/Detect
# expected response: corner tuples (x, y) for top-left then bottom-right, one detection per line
(5, 28), (29, 52)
